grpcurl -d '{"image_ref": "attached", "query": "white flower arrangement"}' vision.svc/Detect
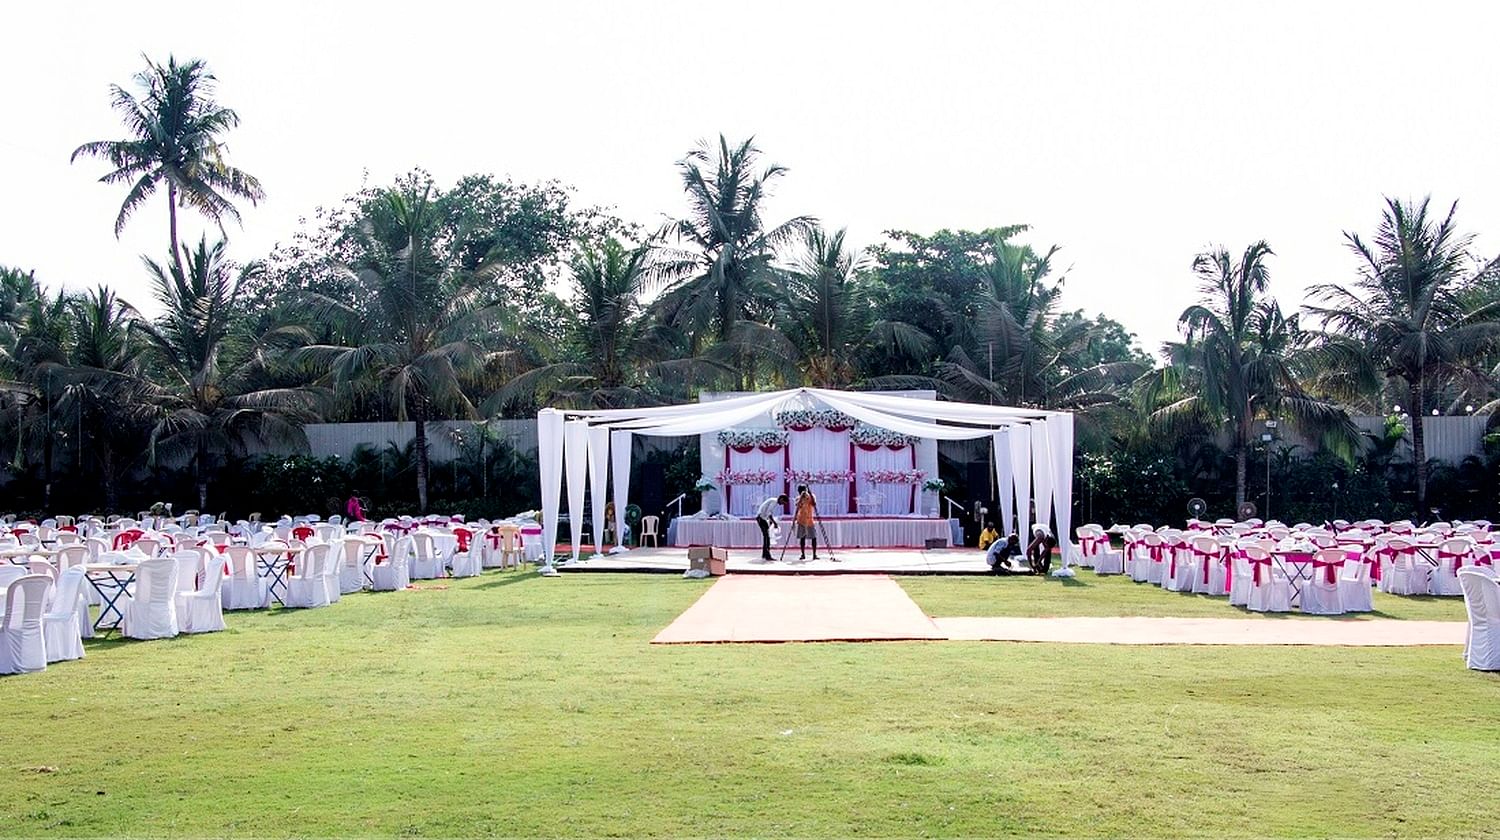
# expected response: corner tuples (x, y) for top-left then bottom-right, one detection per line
(862, 468), (928, 485)
(694, 477), (717, 492)
(849, 424), (919, 447)
(773, 409), (856, 431)
(716, 428), (790, 449)
(922, 477), (946, 493)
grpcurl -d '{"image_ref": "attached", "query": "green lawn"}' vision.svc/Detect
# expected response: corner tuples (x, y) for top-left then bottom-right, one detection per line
(902, 568), (1471, 622)
(1, 572), (1496, 837)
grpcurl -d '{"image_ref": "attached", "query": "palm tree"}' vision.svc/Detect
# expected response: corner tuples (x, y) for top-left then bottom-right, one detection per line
(3, 287), (73, 508)
(494, 237), (717, 409)
(652, 135), (816, 365)
(141, 236), (317, 510)
(296, 187), (500, 512)
(1307, 196), (1500, 514)
(720, 226), (932, 388)
(72, 55), (263, 273)
(1147, 242), (1356, 510)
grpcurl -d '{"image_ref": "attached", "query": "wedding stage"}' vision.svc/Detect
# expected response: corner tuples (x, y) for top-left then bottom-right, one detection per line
(536, 387), (1077, 567)
(668, 515), (962, 549)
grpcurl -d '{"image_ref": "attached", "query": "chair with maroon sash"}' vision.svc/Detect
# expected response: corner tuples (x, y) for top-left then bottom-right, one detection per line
(1431, 538), (1475, 597)
(1300, 548), (1346, 615)
(1161, 533), (1194, 593)
(1244, 546), (1291, 613)
(1338, 549), (1374, 612)
(1383, 538), (1429, 596)
(1188, 536), (1226, 595)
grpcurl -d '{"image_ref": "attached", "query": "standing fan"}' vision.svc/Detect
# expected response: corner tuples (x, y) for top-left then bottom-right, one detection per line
(1237, 501), (1257, 520)
(1187, 498), (1208, 519)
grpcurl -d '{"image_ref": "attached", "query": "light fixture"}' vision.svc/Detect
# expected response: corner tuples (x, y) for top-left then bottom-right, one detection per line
(1392, 404), (1402, 414)
(1432, 409), (1439, 416)
(1467, 405), (1476, 413)
(1265, 419), (1279, 429)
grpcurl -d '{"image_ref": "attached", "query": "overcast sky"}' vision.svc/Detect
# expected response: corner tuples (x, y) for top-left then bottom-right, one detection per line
(3, 0), (1495, 353)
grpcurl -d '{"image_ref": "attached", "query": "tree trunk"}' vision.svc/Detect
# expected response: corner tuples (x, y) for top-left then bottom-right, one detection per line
(168, 183), (183, 275)
(1410, 381), (1427, 518)
(1234, 444), (1248, 511)
(102, 447), (119, 512)
(196, 437), (209, 511)
(415, 417), (430, 513)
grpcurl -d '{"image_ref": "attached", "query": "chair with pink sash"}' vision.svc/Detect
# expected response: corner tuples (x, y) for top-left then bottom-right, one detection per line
(1124, 529), (1151, 582)
(1228, 547), (1254, 607)
(1079, 525), (1124, 575)
(1188, 536), (1227, 595)
(1138, 533), (1167, 585)
(1300, 548), (1346, 615)
(1431, 538), (1475, 597)
(1383, 538), (1429, 596)
(1161, 534), (1194, 592)
(1338, 552), (1374, 612)
(1244, 546), (1291, 612)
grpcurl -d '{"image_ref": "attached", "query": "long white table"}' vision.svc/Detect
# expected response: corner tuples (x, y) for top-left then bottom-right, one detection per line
(671, 517), (954, 549)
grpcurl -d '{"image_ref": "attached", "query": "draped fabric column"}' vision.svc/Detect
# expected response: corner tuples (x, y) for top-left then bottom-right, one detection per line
(1009, 425), (1032, 539)
(993, 430), (1014, 536)
(538, 410), (564, 567)
(1049, 414), (1076, 566)
(586, 425), (610, 556)
(564, 420), (589, 563)
(610, 429), (631, 550)
(787, 427), (852, 514)
(1030, 421), (1054, 540)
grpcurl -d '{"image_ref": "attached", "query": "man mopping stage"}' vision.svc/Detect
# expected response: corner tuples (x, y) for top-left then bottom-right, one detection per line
(755, 493), (789, 562)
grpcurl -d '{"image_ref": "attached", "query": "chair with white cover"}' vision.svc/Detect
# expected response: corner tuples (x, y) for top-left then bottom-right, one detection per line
(1140, 533), (1168, 585)
(1227, 549), (1254, 607)
(1081, 526), (1124, 575)
(1188, 536), (1227, 595)
(1431, 538), (1474, 597)
(1383, 539), (1429, 596)
(1244, 547), (1292, 612)
(0, 564), (28, 593)
(448, 531), (481, 578)
(43, 566), (88, 662)
(285, 544), (332, 609)
(1300, 548), (1346, 615)
(335, 538), (371, 594)
(370, 536), (412, 592)
(175, 552), (226, 634)
(1161, 535), (1194, 592)
(1338, 554), (1374, 613)
(0, 575), (51, 674)
(121, 557), (180, 640)
(639, 516), (660, 548)
(407, 532), (442, 580)
(220, 546), (268, 610)
(1457, 569), (1500, 671)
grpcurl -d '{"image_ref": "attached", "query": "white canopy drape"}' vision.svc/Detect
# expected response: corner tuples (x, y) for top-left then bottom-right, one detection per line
(541, 388), (1074, 563)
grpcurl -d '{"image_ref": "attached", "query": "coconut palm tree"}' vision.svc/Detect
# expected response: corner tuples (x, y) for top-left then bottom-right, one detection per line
(1306, 196), (1500, 514)
(651, 135), (816, 365)
(1148, 242), (1356, 510)
(493, 237), (719, 410)
(295, 187), (501, 512)
(718, 226), (932, 388)
(2, 287), (73, 508)
(141, 236), (317, 510)
(71, 55), (263, 272)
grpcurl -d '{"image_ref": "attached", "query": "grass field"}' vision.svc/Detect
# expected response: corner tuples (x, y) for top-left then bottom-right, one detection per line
(1, 571), (1497, 837)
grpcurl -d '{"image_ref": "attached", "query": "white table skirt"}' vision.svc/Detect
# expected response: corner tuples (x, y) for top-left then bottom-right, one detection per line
(672, 517), (952, 549)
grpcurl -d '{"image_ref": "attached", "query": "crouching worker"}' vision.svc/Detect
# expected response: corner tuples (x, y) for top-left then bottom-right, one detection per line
(1026, 524), (1057, 575)
(985, 532), (1024, 574)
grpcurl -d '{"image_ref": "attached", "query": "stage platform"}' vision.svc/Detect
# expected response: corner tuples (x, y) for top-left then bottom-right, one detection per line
(667, 516), (963, 549)
(557, 546), (992, 575)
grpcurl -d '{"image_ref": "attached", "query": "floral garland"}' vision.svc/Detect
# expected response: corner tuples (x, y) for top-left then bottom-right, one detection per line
(787, 468), (856, 484)
(714, 468), (780, 486)
(862, 468), (928, 485)
(849, 424), (918, 447)
(773, 409), (855, 431)
(716, 428), (789, 449)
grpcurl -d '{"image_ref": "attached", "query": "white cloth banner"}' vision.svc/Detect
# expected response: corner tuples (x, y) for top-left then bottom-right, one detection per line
(586, 425), (610, 555)
(1009, 424), (1032, 540)
(788, 427), (852, 514)
(564, 420), (588, 562)
(1049, 414), (1076, 565)
(1031, 421), (1054, 539)
(610, 429), (632, 549)
(537, 410), (564, 566)
(994, 431), (1013, 536)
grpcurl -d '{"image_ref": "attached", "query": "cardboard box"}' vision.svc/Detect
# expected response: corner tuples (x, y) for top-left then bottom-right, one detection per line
(687, 546), (728, 575)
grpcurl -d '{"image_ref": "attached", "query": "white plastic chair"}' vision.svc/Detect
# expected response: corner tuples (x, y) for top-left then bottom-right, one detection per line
(1300, 548), (1346, 615)
(122, 557), (180, 640)
(370, 536), (412, 592)
(449, 531), (481, 578)
(43, 566), (88, 662)
(336, 538), (371, 594)
(0, 575), (51, 674)
(1245, 547), (1291, 613)
(1431, 538), (1474, 597)
(639, 516), (660, 548)
(1457, 569), (1500, 671)
(176, 553), (226, 634)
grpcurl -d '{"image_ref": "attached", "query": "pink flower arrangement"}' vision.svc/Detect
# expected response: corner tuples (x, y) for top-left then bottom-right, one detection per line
(862, 468), (928, 485)
(714, 468), (780, 486)
(787, 469), (856, 484)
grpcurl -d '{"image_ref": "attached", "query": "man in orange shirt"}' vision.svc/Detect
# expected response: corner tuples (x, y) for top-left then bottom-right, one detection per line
(794, 484), (819, 561)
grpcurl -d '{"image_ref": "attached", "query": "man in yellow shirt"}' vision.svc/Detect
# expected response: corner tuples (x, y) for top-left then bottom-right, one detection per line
(977, 521), (1000, 551)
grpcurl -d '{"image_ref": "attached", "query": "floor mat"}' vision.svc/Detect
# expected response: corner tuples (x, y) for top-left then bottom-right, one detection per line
(652, 573), (945, 644)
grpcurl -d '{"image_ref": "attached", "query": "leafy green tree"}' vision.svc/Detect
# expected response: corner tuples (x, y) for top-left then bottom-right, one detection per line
(652, 135), (816, 358)
(1147, 242), (1355, 510)
(294, 186), (501, 512)
(141, 236), (318, 510)
(72, 55), (263, 273)
(1307, 197), (1500, 514)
